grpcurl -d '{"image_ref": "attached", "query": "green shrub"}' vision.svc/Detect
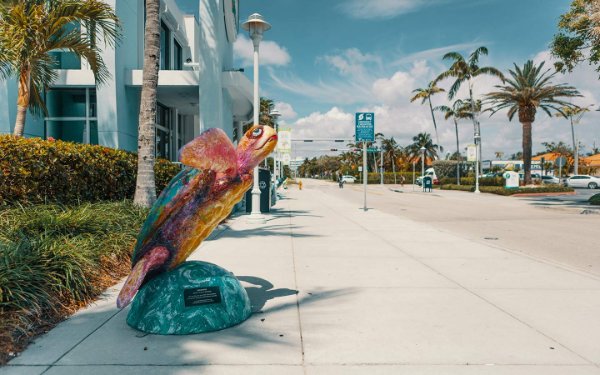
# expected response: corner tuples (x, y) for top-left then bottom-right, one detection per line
(0, 202), (147, 363)
(0, 136), (180, 205)
(362, 172), (419, 184)
(590, 193), (600, 205)
(440, 184), (574, 195)
(441, 176), (504, 186)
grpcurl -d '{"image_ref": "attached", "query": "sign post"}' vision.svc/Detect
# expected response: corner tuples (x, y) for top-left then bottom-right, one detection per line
(355, 112), (374, 211)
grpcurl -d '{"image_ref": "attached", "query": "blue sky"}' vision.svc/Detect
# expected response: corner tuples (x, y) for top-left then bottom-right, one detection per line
(191, 0), (600, 159)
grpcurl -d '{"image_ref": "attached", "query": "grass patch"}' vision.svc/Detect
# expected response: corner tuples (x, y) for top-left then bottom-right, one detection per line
(590, 193), (600, 206)
(0, 201), (147, 364)
(440, 184), (574, 195)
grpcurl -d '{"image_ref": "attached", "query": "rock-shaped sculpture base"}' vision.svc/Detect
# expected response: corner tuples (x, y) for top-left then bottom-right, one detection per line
(126, 261), (251, 335)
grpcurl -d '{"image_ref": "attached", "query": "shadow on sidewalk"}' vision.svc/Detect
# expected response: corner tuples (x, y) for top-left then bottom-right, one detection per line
(238, 276), (298, 313)
(211, 224), (321, 240)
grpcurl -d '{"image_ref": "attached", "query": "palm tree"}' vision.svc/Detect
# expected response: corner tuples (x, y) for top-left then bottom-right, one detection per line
(134, 0), (160, 207)
(260, 97), (275, 127)
(407, 132), (442, 166)
(0, 0), (120, 136)
(554, 105), (592, 175)
(410, 82), (445, 149)
(381, 137), (401, 183)
(435, 99), (472, 184)
(433, 46), (504, 177)
(485, 60), (581, 184)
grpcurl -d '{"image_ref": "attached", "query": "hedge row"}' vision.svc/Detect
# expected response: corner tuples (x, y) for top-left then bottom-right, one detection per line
(336, 172), (421, 184)
(440, 184), (574, 196)
(439, 176), (504, 186)
(590, 193), (600, 205)
(0, 136), (180, 205)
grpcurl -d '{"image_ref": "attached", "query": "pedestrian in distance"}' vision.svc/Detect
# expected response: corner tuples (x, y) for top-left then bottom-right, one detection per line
(339, 178), (344, 189)
(400, 175), (405, 187)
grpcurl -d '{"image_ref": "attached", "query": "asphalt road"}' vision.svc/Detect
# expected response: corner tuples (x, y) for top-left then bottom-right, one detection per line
(304, 179), (600, 277)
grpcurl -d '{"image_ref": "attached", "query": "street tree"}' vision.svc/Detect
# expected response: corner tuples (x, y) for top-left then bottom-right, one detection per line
(407, 132), (442, 166)
(0, 0), (120, 136)
(410, 82), (445, 149)
(435, 99), (472, 184)
(485, 60), (581, 184)
(551, 0), (600, 76)
(433, 46), (504, 174)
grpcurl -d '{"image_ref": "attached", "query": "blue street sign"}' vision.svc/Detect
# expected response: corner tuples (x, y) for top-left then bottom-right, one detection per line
(355, 112), (374, 142)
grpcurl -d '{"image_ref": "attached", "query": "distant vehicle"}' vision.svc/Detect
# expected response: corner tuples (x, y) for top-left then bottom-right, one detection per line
(518, 172), (541, 181)
(341, 175), (356, 184)
(416, 168), (438, 186)
(566, 175), (600, 189)
(482, 172), (499, 178)
(541, 175), (560, 185)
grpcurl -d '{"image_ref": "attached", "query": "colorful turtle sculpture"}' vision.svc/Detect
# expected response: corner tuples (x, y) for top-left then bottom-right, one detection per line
(117, 125), (277, 308)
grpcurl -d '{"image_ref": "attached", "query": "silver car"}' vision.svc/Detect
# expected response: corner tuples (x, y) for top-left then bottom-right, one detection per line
(566, 175), (600, 189)
(541, 175), (560, 184)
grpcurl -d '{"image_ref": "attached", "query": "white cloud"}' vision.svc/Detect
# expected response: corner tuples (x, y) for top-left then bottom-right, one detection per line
(320, 48), (382, 76)
(274, 46), (600, 159)
(372, 71), (416, 104)
(233, 35), (291, 67)
(274, 101), (297, 120)
(338, 0), (447, 19)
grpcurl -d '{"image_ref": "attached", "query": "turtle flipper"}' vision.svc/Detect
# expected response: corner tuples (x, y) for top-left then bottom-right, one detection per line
(117, 246), (170, 309)
(179, 128), (237, 177)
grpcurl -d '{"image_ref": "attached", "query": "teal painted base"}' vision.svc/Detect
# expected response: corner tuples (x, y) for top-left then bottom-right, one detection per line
(126, 261), (251, 335)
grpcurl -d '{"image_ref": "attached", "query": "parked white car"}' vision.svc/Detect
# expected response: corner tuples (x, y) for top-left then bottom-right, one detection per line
(541, 175), (560, 185)
(566, 175), (600, 189)
(341, 175), (356, 183)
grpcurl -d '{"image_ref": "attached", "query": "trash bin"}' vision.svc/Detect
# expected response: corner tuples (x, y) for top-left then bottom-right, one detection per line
(423, 176), (433, 192)
(245, 168), (271, 213)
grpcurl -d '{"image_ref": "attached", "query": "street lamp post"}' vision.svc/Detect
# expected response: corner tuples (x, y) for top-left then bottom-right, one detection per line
(270, 109), (281, 204)
(242, 13), (271, 224)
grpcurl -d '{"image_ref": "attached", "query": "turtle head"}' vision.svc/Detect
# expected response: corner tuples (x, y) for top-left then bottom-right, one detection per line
(237, 125), (278, 173)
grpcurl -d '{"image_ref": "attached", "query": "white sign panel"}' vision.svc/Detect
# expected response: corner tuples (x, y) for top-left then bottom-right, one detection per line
(503, 171), (519, 189)
(277, 130), (291, 151)
(281, 153), (291, 165)
(466, 144), (477, 162)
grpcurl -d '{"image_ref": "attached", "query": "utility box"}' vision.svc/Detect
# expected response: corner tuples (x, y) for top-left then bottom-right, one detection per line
(245, 168), (272, 213)
(423, 176), (433, 192)
(503, 171), (519, 189)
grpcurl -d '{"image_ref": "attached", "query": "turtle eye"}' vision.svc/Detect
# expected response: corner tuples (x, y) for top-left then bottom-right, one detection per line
(251, 127), (263, 138)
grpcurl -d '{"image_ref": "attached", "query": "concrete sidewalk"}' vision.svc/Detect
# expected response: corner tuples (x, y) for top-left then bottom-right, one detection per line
(3, 183), (600, 374)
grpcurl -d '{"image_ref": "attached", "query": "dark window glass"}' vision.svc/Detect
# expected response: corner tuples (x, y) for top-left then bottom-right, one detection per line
(160, 21), (170, 70)
(46, 89), (86, 117)
(174, 40), (183, 70)
(156, 103), (172, 159)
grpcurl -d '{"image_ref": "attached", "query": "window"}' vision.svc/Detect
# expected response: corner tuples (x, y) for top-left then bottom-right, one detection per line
(156, 103), (172, 159)
(160, 21), (170, 70)
(174, 40), (183, 70)
(44, 88), (97, 144)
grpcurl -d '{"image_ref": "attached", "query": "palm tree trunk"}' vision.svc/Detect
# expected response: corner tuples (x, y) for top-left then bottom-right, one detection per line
(13, 66), (31, 137)
(134, 0), (160, 208)
(427, 96), (440, 150)
(454, 117), (460, 185)
(522, 121), (533, 185)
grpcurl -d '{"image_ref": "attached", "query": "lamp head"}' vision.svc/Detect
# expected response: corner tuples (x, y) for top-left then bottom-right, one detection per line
(241, 13), (271, 41)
